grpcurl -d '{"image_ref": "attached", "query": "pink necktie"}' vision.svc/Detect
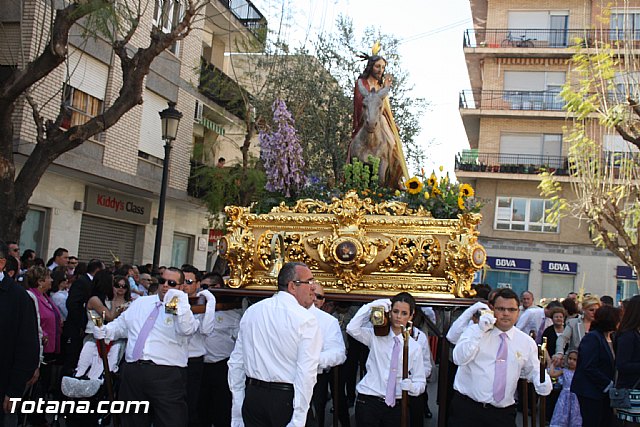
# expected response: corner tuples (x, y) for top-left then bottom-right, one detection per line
(493, 332), (508, 403)
(536, 318), (546, 344)
(131, 301), (162, 361)
(385, 336), (401, 407)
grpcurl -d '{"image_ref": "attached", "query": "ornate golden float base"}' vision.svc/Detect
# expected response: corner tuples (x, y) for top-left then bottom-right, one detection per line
(221, 191), (486, 298)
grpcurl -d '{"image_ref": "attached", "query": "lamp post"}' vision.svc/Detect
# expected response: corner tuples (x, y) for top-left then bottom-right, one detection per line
(152, 101), (183, 268)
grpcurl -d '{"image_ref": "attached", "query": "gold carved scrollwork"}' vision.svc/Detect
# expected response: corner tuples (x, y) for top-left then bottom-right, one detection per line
(223, 193), (486, 298)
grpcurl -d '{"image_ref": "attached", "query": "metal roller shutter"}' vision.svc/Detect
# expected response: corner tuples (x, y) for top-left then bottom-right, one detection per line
(78, 215), (138, 264)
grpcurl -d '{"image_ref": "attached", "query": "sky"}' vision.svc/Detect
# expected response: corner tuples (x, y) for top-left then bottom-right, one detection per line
(251, 0), (474, 175)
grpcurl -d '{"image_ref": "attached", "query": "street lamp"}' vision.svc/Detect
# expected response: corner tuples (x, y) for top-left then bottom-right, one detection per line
(153, 101), (183, 268)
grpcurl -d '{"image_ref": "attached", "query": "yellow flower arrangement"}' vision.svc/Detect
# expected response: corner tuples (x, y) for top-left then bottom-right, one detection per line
(406, 177), (424, 194)
(459, 183), (475, 198)
(401, 169), (483, 219)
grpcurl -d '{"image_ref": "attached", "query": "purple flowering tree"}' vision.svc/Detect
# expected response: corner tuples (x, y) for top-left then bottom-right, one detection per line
(259, 99), (306, 197)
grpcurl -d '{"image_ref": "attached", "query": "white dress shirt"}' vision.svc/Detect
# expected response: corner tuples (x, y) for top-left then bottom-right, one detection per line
(309, 305), (346, 373)
(203, 309), (242, 363)
(346, 304), (427, 398)
(516, 306), (547, 336)
(227, 291), (321, 427)
(187, 300), (217, 358)
(413, 328), (432, 378)
(103, 294), (199, 367)
(453, 324), (552, 407)
(446, 301), (490, 345)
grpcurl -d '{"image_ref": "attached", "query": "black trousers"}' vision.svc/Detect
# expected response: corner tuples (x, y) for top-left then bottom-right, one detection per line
(577, 395), (614, 427)
(409, 392), (425, 427)
(328, 366), (351, 427)
(187, 356), (204, 427)
(354, 394), (401, 427)
(62, 331), (84, 376)
(308, 371), (331, 427)
(198, 359), (232, 427)
(448, 391), (517, 427)
(119, 361), (188, 427)
(242, 382), (294, 427)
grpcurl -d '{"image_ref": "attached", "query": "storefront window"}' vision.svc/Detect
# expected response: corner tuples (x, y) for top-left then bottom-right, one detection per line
(541, 274), (574, 299)
(617, 279), (639, 302)
(19, 207), (48, 258)
(485, 270), (529, 296)
(172, 233), (193, 267)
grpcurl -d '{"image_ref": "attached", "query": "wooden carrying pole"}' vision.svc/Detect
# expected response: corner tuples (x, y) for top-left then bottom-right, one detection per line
(401, 322), (412, 427)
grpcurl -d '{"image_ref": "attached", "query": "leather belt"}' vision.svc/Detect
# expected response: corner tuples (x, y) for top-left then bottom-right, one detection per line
(246, 377), (294, 392)
(455, 391), (515, 410)
(358, 393), (401, 405)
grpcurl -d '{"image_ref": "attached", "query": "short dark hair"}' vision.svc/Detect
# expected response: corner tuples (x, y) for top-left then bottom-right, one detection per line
(87, 259), (104, 275)
(5, 255), (19, 276)
(166, 267), (185, 285)
(546, 300), (563, 310)
(218, 157), (225, 163)
(562, 297), (579, 316)
(53, 247), (68, 258)
(491, 288), (520, 306)
(591, 305), (621, 332)
(600, 295), (614, 306)
(391, 292), (416, 315)
(277, 262), (307, 291)
(21, 249), (35, 265)
(181, 264), (201, 281)
(202, 272), (224, 287)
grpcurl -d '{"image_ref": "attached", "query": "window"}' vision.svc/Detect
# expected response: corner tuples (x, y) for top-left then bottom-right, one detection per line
(610, 12), (640, 40)
(503, 71), (565, 110)
(499, 133), (563, 167)
(541, 274), (574, 299)
(617, 279), (639, 302)
(61, 85), (103, 129)
(484, 270), (529, 297)
(19, 207), (49, 258)
(495, 197), (558, 233)
(153, 0), (183, 54)
(171, 233), (193, 267)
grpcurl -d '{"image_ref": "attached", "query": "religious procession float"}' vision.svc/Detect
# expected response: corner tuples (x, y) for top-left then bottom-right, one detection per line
(219, 45), (487, 300)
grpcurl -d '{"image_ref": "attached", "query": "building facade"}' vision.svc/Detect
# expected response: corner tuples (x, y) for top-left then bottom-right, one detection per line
(458, 0), (639, 301)
(2, 0), (266, 270)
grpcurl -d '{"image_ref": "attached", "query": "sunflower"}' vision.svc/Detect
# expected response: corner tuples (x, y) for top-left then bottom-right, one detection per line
(427, 172), (438, 187)
(432, 186), (442, 196)
(458, 197), (466, 210)
(459, 183), (475, 198)
(406, 177), (424, 194)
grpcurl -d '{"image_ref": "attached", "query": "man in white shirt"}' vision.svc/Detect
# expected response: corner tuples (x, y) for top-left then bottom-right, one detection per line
(182, 265), (216, 427)
(450, 288), (552, 427)
(93, 267), (200, 427)
(228, 262), (322, 427)
(307, 285), (346, 427)
(47, 247), (68, 271)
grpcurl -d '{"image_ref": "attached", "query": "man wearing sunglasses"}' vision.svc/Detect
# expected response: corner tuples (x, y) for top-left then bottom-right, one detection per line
(307, 285), (347, 427)
(228, 261), (322, 427)
(449, 288), (552, 427)
(93, 266), (200, 427)
(181, 264), (216, 427)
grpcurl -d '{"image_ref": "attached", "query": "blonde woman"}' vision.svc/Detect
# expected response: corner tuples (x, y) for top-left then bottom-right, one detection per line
(552, 295), (601, 366)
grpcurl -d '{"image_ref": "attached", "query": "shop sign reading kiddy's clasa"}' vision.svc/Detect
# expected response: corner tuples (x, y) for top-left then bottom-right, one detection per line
(84, 186), (152, 224)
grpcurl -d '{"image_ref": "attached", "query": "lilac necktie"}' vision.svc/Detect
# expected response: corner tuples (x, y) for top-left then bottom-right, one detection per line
(131, 301), (162, 361)
(385, 336), (401, 407)
(536, 318), (546, 344)
(493, 332), (508, 403)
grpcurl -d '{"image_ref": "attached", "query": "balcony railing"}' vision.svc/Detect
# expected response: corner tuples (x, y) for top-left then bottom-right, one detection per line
(463, 28), (640, 49)
(219, 0), (267, 39)
(459, 89), (566, 111)
(199, 58), (251, 121)
(455, 151), (569, 175)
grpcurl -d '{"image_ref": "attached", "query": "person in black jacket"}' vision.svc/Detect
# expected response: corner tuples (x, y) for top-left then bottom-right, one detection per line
(615, 295), (640, 426)
(62, 259), (104, 375)
(571, 305), (621, 427)
(0, 239), (40, 425)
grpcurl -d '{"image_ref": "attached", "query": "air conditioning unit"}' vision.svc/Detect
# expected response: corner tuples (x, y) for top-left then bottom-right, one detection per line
(194, 101), (203, 121)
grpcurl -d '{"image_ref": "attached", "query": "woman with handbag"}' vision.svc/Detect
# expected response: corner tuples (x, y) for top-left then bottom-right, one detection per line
(571, 305), (621, 427)
(615, 295), (640, 426)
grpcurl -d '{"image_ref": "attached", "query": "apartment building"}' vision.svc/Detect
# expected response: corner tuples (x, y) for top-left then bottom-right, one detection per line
(457, 0), (639, 301)
(2, 0), (266, 270)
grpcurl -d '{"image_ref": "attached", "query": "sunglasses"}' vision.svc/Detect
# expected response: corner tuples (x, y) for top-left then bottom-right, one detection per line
(314, 293), (325, 300)
(185, 279), (195, 285)
(158, 278), (179, 287)
(114, 283), (128, 289)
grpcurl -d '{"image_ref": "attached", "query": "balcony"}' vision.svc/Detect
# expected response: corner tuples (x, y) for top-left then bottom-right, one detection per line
(199, 58), (251, 121)
(455, 150), (570, 175)
(459, 89), (565, 111)
(463, 28), (640, 50)
(219, 0), (267, 40)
